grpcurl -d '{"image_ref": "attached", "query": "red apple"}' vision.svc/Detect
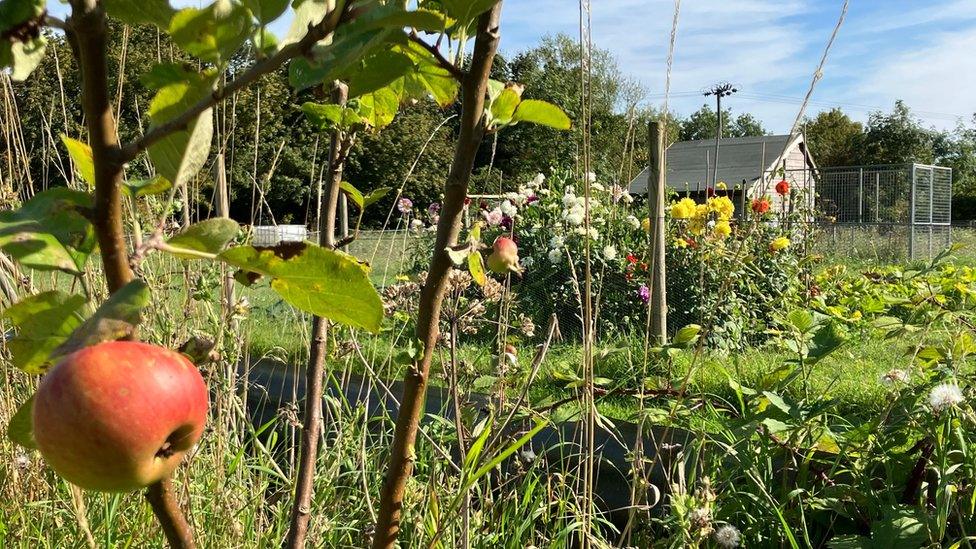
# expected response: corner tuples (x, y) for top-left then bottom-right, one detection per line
(32, 341), (209, 492)
(486, 236), (520, 274)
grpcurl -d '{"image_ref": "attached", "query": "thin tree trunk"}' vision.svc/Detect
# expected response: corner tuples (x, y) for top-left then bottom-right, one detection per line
(285, 81), (349, 549)
(66, 3), (195, 547)
(371, 5), (503, 548)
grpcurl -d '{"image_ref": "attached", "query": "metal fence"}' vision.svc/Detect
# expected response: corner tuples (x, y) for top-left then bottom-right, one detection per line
(796, 163), (953, 261)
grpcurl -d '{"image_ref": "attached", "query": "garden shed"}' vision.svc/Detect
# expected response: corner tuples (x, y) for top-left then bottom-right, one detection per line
(627, 133), (818, 215)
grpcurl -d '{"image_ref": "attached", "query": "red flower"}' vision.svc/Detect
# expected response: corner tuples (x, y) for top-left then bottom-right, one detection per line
(775, 180), (790, 196)
(751, 198), (771, 214)
(626, 254), (638, 264)
(464, 197), (472, 207)
(706, 186), (716, 198)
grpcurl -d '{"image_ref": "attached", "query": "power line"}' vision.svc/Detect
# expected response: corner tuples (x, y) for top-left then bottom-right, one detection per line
(647, 90), (967, 121)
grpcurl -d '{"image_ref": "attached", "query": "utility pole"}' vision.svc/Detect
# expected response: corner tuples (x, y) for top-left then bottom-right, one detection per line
(703, 82), (737, 189)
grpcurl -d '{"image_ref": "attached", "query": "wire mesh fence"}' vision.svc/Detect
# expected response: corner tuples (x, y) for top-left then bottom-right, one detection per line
(804, 163), (952, 261)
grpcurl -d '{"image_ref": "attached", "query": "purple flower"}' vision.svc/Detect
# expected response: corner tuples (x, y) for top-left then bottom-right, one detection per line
(397, 197), (413, 214)
(526, 195), (539, 204)
(501, 215), (513, 230)
(427, 202), (441, 215)
(637, 284), (650, 303)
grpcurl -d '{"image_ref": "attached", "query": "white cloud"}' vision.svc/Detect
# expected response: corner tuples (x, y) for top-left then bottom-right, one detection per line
(501, 0), (976, 132)
(833, 28), (976, 129)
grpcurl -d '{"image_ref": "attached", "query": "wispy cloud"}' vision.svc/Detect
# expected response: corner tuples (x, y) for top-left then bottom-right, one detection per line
(502, 0), (976, 132)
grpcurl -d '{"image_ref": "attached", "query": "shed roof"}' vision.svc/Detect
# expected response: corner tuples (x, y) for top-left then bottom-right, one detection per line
(628, 134), (810, 194)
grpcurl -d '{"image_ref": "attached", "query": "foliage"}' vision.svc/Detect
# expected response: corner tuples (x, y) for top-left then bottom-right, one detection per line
(804, 108), (864, 167)
(678, 104), (768, 141)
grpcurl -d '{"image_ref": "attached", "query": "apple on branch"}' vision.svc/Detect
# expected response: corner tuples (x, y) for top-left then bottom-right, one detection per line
(32, 341), (209, 492)
(486, 236), (521, 274)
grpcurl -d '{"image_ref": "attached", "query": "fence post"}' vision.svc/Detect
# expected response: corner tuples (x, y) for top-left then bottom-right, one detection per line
(648, 121), (667, 343)
(339, 193), (350, 251)
(908, 164), (916, 260)
(214, 152), (237, 331)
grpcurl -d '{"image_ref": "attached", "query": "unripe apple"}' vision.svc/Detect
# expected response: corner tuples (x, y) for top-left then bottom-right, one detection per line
(486, 236), (520, 274)
(33, 341), (209, 492)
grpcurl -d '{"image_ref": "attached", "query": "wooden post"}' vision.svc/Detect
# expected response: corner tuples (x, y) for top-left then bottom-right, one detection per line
(738, 178), (747, 220)
(214, 153), (236, 330)
(648, 121), (667, 343)
(339, 193), (349, 250)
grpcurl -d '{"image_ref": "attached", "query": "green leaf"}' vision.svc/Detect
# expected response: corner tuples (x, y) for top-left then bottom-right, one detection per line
(807, 322), (847, 364)
(241, 0), (288, 24)
(6, 396), (36, 450)
(123, 175), (172, 198)
(358, 86), (400, 129)
(339, 181), (365, 209)
(169, 3), (254, 64)
(825, 535), (870, 549)
(511, 99), (571, 130)
(165, 218), (240, 258)
(281, 0), (331, 47)
(252, 26), (278, 55)
(2, 291), (87, 374)
(287, 5), (401, 90)
(462, 414), (493, 473)
(346, 49), (414, 99)
(102, 0), (176, 28)
(468, 250), (486, 286)
(60, 135), (95, 187)
(52, 280), (151, 359)
(445, 244), (471, 265)
(401, 41), (458, 106)
(872, 506), (928, 546)
(671, 324), (701, 347)
(361, 8), (447, 33)
(786, 309), (816, 333)
(762, 391), (794, 416)
(140, 63), (202, 90)
(0, 0), (45, 31)
(219, 244), (384, 333)
(147, 74), (216, 190)
(7, 35), (46, 81)
(301, 102), (365, 131)
(439, 0), (497, 27)
(363, 187), (392, 208)
(489, 87), (520, 126)
(0, 187), (96, 273)
(0, 0), (47, 80)
(465, 419), (547, 489)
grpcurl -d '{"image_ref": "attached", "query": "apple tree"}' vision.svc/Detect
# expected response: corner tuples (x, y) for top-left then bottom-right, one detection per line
(1, 0), (570, 547)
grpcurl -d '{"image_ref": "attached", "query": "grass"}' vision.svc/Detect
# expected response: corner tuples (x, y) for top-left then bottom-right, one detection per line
(3, 234), (973, 546)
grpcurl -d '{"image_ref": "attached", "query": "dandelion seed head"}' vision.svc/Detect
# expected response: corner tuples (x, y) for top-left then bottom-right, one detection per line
(713, 524), (741, 547)
(929, 383), (964, 412)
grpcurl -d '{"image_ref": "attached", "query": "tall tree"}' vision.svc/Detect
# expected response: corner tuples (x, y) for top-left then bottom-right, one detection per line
(804, 108), (863, 167)
(487, 33), (644, 184)
(859, 100), (937, 165)
(677, 104), (767, 141)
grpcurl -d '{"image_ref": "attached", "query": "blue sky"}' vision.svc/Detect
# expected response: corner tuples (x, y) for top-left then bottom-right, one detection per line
(45, 0), (976, 133)
(500, 0), (976, 132)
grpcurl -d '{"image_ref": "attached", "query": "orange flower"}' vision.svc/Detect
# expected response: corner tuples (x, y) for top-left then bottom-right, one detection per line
(751, 198), (771, 214)
(775, 180), (790, 196)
